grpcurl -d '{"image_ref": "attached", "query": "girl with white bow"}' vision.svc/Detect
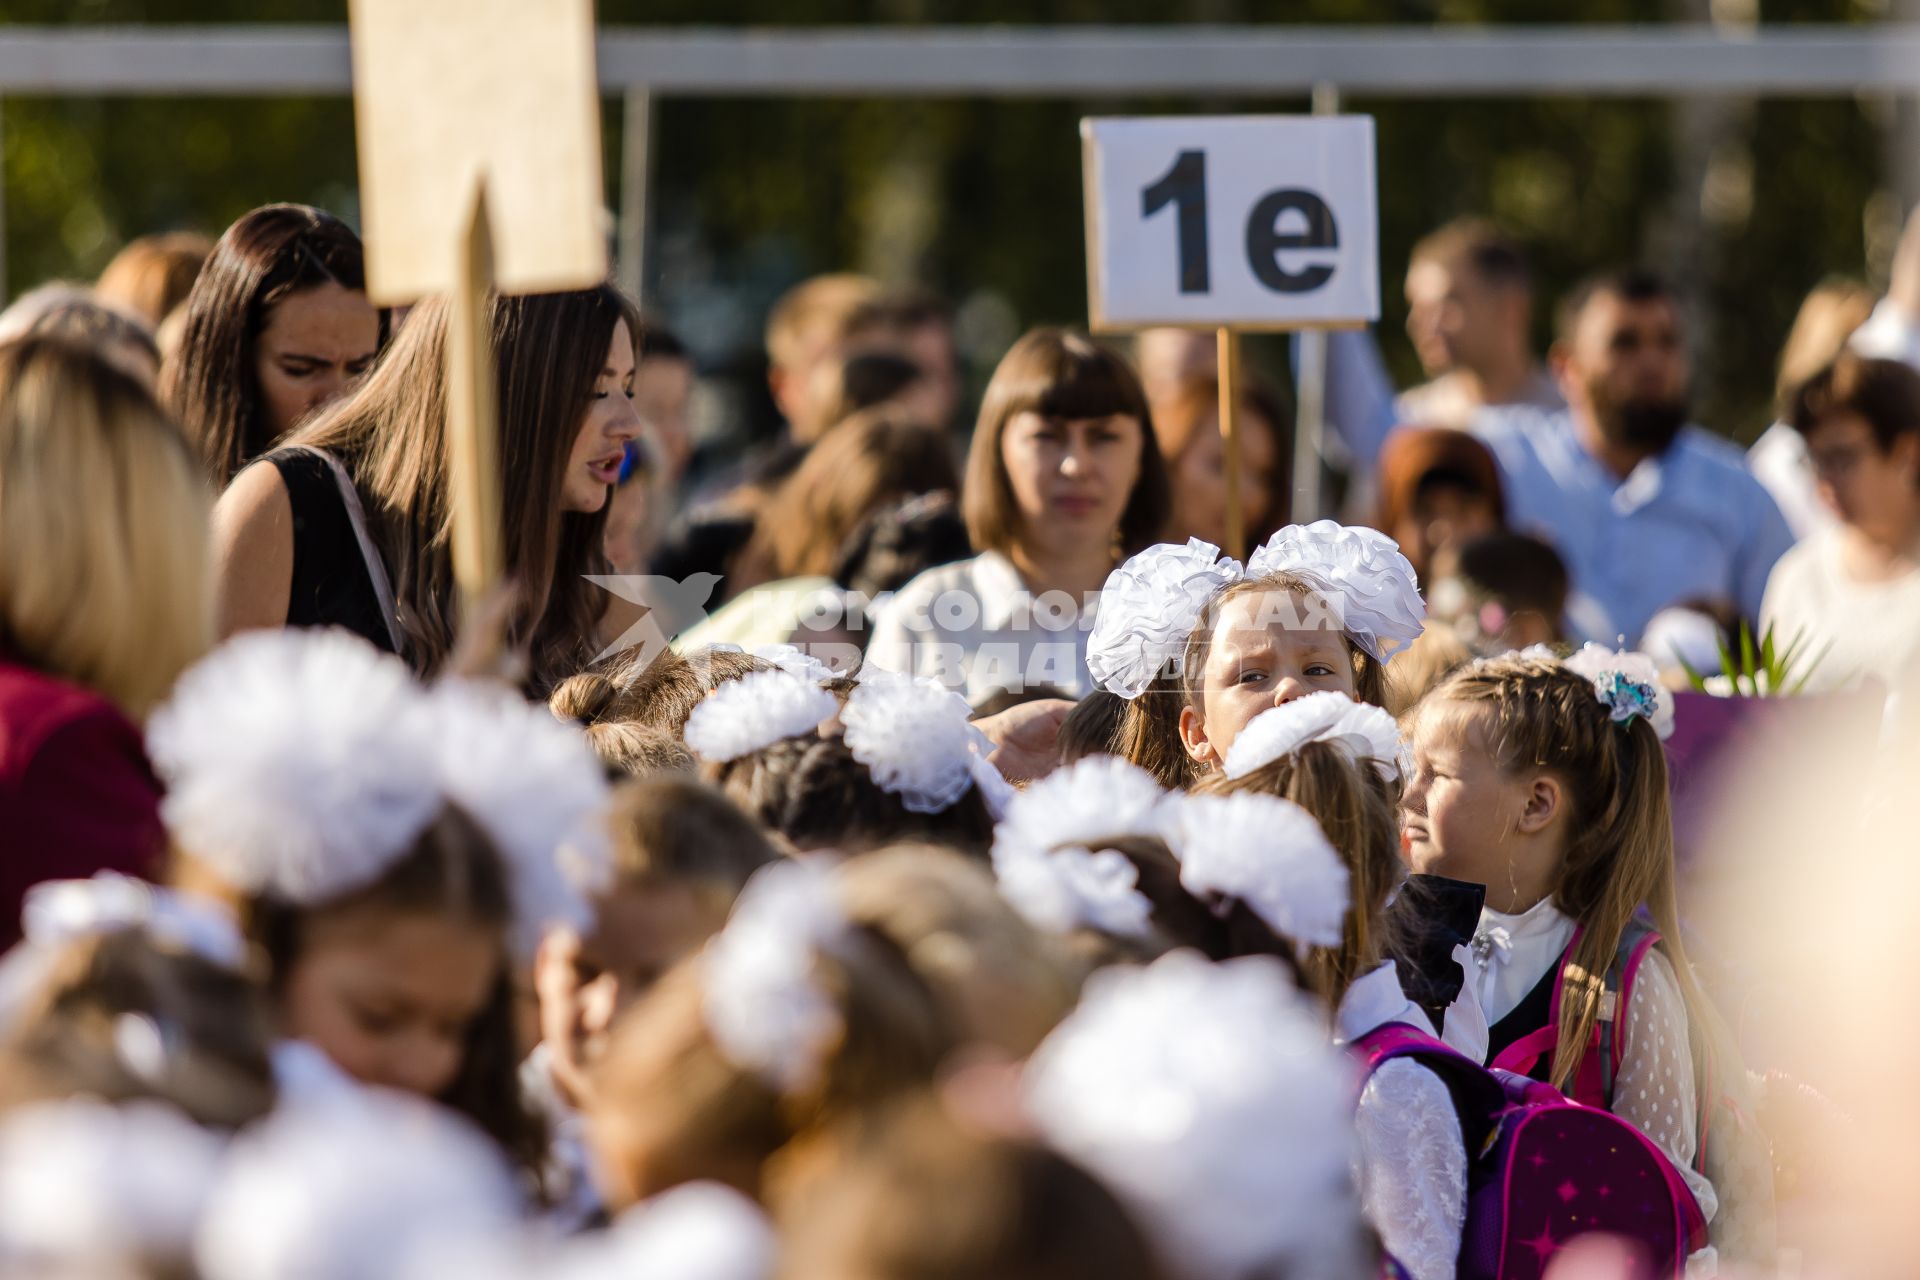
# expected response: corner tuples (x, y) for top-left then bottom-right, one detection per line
(1086, 521), (1427, 788)
(683, 666), (1010, 858)
(145, 628), (612, 1185)
(1401, 646), (1776, 1263)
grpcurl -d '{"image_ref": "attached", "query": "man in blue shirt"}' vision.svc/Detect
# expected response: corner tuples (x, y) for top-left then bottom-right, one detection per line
(1472, 270), (1795, 646)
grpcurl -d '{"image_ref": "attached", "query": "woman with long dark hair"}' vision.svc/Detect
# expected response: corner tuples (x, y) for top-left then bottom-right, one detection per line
(210, 284), (643, 694)
(162, 203), (383, 488)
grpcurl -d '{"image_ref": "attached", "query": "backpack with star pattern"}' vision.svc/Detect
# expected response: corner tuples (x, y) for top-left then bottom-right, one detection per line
(1355, 1023), (1708, 1279)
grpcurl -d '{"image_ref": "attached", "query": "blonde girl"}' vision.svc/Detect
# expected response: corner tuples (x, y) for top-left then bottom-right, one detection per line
(1402, 646), (1773, 1255)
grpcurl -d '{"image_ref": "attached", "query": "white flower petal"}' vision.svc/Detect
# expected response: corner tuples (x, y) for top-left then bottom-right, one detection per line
(430, 679), (614, 960)
(840, 674), (980, 815)
(147, 629), (442, 903)
(701, 862), (850, 1095)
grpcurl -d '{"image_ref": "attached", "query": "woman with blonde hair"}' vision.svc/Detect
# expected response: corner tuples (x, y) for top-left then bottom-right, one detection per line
(0, 336), (213, 944)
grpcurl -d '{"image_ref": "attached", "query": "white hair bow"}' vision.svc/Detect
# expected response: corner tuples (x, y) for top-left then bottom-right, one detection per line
(1086, 522), (1426, 699)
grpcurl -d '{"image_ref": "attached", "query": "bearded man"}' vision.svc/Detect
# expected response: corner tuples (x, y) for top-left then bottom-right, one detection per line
(1471, 270), (1794, 645)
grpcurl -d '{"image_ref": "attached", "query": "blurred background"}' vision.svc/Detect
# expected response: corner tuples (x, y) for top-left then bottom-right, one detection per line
(0, 0), (1909, 450)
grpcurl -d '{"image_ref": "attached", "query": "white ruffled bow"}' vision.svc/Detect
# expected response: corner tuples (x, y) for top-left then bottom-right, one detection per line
(1560, 643), (1677, 741)
(1086, 523), (1427, 700)
(1223, 691), (1404, 781)
(700, 862), (850, 1096)
(842, 673), (992, 815)
(684, 669), (839, 764)
(1165, 791), (1350, 949)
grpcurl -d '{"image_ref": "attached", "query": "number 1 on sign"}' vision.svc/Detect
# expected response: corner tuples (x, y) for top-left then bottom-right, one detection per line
(1141, 149), (1209, 294)
(1140, 148), (1343, 298)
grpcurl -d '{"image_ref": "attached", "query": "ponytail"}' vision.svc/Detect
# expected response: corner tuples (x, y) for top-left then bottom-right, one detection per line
(1433, 656), (1702, 1093)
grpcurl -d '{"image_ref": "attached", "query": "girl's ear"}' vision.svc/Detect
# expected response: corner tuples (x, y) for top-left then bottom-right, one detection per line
(1516, 772), (1562, 836)
(1178, 703), (1217, 765)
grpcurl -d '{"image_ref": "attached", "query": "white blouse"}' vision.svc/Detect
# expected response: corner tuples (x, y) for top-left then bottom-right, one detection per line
(1339, 963), (1468, 1280)
(1460, 900), (1719, 1227)
(864, 551), (1096, 705)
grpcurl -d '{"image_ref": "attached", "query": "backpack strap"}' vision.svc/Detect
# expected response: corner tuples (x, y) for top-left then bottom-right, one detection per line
(1352, 1023), (1507, 1147)
(1598, 919), (1662, 1105)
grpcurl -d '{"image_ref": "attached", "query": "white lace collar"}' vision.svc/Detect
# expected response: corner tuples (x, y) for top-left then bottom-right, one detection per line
(1478, 895), (1572, 943)
(1468, 896), (1578, 1028)
(1333, 961), (1436, 1044)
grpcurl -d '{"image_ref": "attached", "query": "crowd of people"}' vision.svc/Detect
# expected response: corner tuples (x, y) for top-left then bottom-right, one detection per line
(0, 189), (1914, 1280)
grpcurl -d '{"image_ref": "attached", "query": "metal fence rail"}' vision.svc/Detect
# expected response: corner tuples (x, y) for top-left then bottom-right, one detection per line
(0, 24), (1915, 97)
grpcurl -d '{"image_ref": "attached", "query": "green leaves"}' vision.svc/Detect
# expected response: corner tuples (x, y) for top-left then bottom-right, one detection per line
(1679, 619), (1830, 698)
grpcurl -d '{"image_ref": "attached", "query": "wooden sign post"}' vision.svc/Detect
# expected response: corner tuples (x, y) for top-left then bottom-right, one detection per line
(1081, 115), (1380, 559)
(348, 0), (609, 647)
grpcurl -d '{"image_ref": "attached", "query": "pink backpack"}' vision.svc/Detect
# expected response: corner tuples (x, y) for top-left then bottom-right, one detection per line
(1485, 920), (1777, 1265)
(1355, 1023), (1708, 1279)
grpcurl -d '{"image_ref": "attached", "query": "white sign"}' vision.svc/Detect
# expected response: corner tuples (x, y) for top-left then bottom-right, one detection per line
(348, 0), (607, 304)
(1081, 115), (1379, 332)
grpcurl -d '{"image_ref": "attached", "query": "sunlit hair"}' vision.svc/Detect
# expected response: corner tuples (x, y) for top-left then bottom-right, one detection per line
(291, 284), (637, 694)
(587, 913), (951, 1204)
(230, 803), (547, 1181)
(703, 733), (995, 861)
(95, 230), (215, 329)
(778, 1092), (1173, 1280)
(1774, 277), (1874, 416)
(835, 845), (1080, 1059)
(0, 284), (160, 388)
(962, 327), (1170, 557)
(0, 929), (274, 1130)
(161, 204), (380, 488)
(1427, 654), (1705, 1092)
(1110, 571), (1386, 789)
(579, 720), (695, 779)
(549, 645), (772, 739)
(1193, 741), (1404, 1011)
(606, 775), (783, 904)
(764, 273), (883, 374)
(0, 335), (213, 719)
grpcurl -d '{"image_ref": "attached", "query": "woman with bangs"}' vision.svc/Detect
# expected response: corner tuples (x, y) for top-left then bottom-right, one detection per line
(865, 328), (1170, 706)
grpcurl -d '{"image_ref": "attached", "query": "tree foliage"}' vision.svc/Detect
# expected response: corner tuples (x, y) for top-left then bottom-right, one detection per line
(0, 0), (1891, 438)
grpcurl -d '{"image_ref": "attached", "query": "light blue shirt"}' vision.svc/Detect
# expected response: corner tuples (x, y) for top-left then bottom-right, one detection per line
(1470, 407), (1795, 646)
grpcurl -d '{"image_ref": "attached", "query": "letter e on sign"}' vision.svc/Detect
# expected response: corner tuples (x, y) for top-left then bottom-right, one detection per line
(1081, 116), (1378, 331)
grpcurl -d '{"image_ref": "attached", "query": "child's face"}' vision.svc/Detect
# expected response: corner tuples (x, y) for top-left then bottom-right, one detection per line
(1401, 698), (1537, 891)
(279, 908), (501, 1099)
(534, 881), (731, 1107)
(1179, 588), (1358, 767)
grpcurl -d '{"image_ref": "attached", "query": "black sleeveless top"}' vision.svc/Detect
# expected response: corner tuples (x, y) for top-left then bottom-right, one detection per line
(1485, 957), (1564, 1084)
(264, 447), (399, 657)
